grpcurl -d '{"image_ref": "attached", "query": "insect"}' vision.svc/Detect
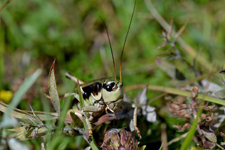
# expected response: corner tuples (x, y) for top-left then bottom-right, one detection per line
(65, 0), (141, 141)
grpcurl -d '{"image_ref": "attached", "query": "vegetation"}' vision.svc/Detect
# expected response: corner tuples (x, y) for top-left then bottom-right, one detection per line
(1, 0), (225, 149)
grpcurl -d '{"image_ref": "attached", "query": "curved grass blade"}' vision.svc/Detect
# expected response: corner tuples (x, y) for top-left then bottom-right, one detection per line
(0, 69), (42, 128)
(48, 60), (60, 116)
(5, 69), (42, 115)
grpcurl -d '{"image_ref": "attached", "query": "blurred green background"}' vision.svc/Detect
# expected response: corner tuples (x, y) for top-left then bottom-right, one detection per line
(1, 0), (225, 149)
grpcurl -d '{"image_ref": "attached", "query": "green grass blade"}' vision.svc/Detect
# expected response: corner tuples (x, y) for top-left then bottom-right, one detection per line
(0, 69), (42, 128)
(125, 84), (225, 106)
(180, 100), (204, 150)
(5, 69), (42, 115)
(77, 81), (99, 150)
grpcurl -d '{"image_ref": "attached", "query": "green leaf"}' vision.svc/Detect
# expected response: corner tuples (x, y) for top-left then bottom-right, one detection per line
(48, 60), (60, 116)
(70, 111), (83, 128)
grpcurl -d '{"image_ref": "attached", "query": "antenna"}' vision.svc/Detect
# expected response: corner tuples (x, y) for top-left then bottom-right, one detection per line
(100, 17), (117, 88)
(120, 0), (136, 84)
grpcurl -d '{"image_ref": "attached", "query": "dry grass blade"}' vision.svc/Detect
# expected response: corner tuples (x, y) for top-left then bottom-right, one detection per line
(156, 42), (167, 50)
(168, 20), (173, 39)
(65, 73), (84, 84)
(48, 60), (61, 116)
(174, 21), (188, 42)
(0, 101), (58, 121)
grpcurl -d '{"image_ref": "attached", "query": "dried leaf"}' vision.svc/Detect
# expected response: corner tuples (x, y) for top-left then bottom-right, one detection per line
(201, 129), (217, 143)
(214, 89), (225, 99)
(145, 106), (157, 122)
(135, 86), (148, 105)
(201, 79), (222, 93)
(134, 87), (157, 122)
(101, 129), (145, 150)
(48, 60), (60, 116)
(190, 85), (199, 99)
(203, 141), (215, 149)
(101, 129), (120, 148)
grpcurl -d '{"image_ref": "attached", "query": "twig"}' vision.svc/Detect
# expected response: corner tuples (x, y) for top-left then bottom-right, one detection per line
(0, 0), (11, 13)
(167, 132), (188, 146)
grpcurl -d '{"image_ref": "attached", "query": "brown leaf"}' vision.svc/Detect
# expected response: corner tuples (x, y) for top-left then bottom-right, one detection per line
(190, 85), (199, 99)
(101, 129), (120, 148)
(92, 113), (114, 126)
(203, 141), (215, 149)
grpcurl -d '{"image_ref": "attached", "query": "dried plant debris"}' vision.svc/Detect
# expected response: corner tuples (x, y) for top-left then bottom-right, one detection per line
(135, 86), (157, 123)
(168, 86), (225, 148)
(101, 128), (146, 150)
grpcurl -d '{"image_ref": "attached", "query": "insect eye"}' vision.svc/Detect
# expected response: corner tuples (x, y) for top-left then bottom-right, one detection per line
(103, 83), (113, 91)
(106, 85), (112, 91)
